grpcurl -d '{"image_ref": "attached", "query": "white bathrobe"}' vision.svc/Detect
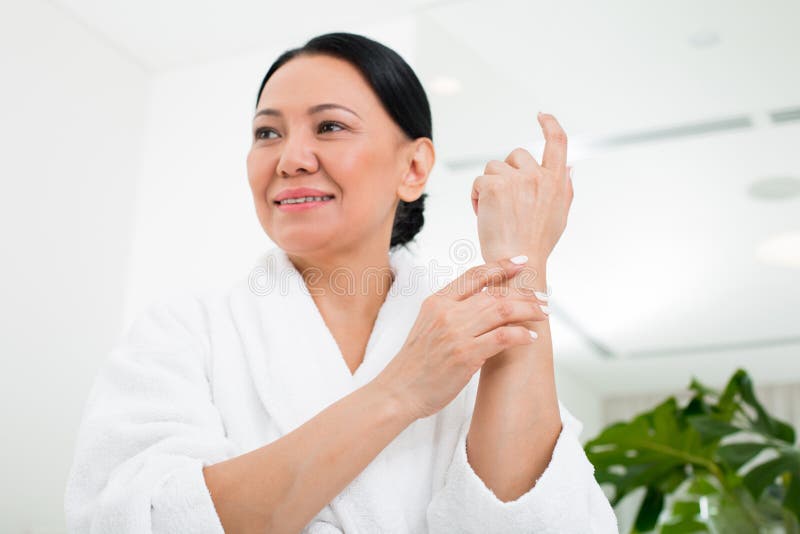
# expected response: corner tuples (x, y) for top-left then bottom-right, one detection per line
(64, 244), (619, 533)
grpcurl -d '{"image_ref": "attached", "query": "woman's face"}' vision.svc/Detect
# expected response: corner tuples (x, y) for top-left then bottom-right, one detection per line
(247, 54), (430, 256)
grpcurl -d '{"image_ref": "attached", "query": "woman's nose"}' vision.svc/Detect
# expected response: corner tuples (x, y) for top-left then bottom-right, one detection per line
(276, 131), (320, 177)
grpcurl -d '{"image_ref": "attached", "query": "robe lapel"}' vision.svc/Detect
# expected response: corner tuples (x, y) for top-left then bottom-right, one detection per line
(231, 244), (430, 438)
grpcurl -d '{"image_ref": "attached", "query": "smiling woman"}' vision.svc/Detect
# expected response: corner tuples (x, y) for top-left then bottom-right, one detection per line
(64, 32), (618, 534)
(248, 36), (432, 260)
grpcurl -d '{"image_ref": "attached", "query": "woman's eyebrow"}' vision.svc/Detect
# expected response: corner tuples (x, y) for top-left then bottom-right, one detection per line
(253, 103), (362, 120)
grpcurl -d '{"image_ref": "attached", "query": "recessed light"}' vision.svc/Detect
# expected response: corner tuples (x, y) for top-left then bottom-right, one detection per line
(756, 231), (800, 268)
(688, 30), (720, 49)
(429, 76), (462, 96)
(748, 176), (800, 201)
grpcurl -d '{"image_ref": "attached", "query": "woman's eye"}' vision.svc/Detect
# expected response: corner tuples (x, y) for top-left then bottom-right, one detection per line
(254, 128), (278, 140)
(318, 121), (345, 134)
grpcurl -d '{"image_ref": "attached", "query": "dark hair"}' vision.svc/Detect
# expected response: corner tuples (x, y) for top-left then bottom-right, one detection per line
(255, 32), (431, 250)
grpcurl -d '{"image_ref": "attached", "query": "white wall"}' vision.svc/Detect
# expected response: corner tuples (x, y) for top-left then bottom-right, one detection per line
(0, 1), (149, 532)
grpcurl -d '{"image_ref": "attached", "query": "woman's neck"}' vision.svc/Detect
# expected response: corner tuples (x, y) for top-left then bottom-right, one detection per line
(286, 244), (396, 316)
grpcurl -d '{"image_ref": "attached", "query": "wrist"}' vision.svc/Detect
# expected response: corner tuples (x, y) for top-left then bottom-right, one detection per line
(507, 261), (548, 295)
(364, 374), (418, 427)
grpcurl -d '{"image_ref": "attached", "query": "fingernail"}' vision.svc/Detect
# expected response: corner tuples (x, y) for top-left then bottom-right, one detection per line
(540, 305), (550, 315)
(509, 255), (528, 265)
(534, 290), (549, 301)
(528, 329), (539, 340)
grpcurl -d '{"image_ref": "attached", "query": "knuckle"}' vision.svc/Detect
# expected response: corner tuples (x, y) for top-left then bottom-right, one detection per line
(547, 130), (568, 145)
(473, 264), (495, 284)
(482, 179), (501, 195)
(495, 301), (513, 321)
(483, 159), (500, 174)
(485, 265), (504, 285)
(494, 327), (509, 345)
(508, 147), (530, 162)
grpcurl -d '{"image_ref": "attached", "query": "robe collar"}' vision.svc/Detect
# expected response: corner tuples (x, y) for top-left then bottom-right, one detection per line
(231, 243), (430, 436)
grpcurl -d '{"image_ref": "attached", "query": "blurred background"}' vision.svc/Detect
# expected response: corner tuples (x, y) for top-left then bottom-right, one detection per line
(1, 0), (798, 532)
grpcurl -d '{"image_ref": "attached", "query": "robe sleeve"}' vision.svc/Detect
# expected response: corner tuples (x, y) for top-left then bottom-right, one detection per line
(426, 386), (619, 534)
(64, 297), (239, 534)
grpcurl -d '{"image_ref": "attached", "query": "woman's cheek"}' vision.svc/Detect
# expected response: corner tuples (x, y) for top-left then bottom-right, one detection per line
(247, 149), (272, 183)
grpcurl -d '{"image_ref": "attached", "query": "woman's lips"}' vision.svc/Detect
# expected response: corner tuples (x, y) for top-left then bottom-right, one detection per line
(274, 198), (334, 212)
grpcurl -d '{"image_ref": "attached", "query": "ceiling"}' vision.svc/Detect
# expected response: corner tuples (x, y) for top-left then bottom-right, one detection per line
(47, 0), (800, 394)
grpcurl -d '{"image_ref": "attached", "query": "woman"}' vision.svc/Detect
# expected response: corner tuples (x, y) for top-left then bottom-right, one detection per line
(65, 32), (618, 533)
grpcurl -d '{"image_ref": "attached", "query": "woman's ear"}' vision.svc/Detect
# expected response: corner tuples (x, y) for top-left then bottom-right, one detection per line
(397, 137), (435, 202)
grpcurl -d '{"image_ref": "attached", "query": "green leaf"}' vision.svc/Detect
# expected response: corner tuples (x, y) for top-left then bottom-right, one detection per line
(716, 442), (769, 471)
(635, 486), (664, 532)
(741, 449), (800, 500)
(681, 396), (710, 418)
(659, 468), (689, 495)
(686, 477), (717, 496)
(686, 416), (740, 442)
(585, 397), (710, 505)
(584, 369), (800, 529)
(659, 519), (710, 533)
(784, 472), (800, 522)
(725, 370), (796, 443)
(688, 377), (718, 399)
(718, 369), (747, 411)
(671, 500), (700, 519)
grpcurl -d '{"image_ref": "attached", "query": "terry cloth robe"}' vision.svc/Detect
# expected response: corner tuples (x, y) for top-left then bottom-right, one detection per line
(64, 244), (619, 534)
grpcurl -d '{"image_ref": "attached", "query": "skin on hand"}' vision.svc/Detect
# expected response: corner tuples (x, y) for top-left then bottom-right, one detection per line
(375, 256), (549, 421)
(470, 112), (574, 265)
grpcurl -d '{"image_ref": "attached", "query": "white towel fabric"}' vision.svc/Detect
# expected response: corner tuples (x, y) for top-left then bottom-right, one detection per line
(65, 244), (619, 533)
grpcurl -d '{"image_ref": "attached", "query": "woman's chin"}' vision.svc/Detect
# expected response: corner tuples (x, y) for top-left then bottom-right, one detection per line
(273, 230), (337, 255)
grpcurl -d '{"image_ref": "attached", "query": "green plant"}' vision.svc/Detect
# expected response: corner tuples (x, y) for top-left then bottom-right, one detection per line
(585, 368), (799, 533)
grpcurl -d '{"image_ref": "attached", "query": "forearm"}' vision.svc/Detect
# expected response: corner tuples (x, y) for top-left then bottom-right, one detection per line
(203, 378), (414, 534)
(467, 261), (562, 502)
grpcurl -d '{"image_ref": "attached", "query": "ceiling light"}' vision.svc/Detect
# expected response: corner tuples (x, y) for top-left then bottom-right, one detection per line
(748, 175), (800, 201)
(688, 30), (720, 49)
(429, 76), (462, 96)
(756, 231), (800, 268)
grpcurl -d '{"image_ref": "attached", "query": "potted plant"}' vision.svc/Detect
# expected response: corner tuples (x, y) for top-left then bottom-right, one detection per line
(585, 368), (799, 533)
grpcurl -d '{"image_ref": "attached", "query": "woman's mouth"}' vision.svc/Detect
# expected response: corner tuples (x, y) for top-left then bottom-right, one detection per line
(274, 195), (335, 212)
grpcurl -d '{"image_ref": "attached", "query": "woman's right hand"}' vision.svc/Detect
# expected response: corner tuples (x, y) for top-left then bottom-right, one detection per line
(373, 256), (550, 421)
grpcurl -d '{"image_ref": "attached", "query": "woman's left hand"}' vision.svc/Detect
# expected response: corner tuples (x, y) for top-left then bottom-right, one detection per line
(471, 112), (574, 264)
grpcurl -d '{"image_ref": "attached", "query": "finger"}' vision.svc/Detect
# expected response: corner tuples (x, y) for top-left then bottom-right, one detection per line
(461, 295), (549, 337)
(566, 165), (574, 203)
(483, 159), (514, 176)
(471, 174), (501, 216)
(470, 325), (539, 364)
(471, 179), (479, 216)
(537, 112), (568, 173)
(504, 147), (542, 174)
(435, 257), (528, 301)
(474, 285), (549, 305)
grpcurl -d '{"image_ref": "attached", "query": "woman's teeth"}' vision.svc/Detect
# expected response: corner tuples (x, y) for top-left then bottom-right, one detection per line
(277, 195), (334, 205)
